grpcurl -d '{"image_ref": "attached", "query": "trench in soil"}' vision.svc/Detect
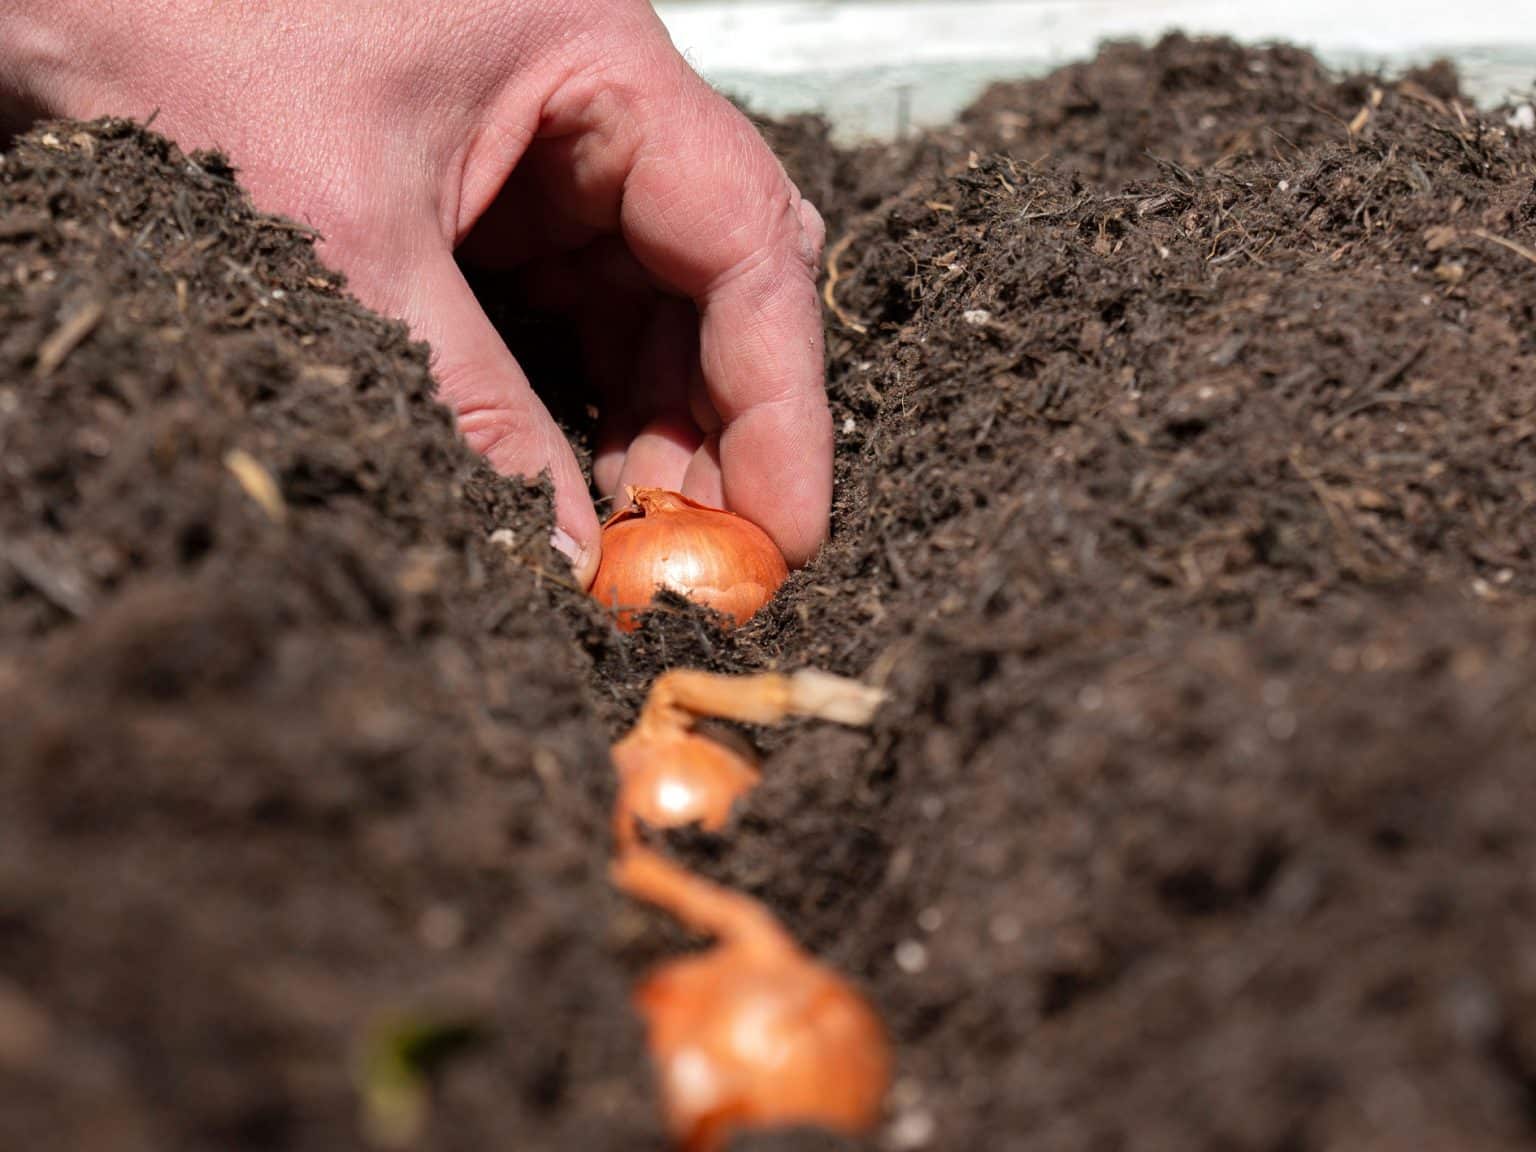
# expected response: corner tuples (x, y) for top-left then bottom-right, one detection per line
(3, 33), (1536, 1152)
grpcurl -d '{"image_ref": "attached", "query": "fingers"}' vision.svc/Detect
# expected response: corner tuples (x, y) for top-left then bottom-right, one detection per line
(401, 251), (603, 588)
(579, 272), (702, 498)
(625, 80), (833, 567)
(517, 244), (705, 500)
(616, 415), (701, 495)
(681, 433), (726, 509)
(612, 294), (703, 493)
(538, 51), (834, 567)
(797, 198), (828, 266)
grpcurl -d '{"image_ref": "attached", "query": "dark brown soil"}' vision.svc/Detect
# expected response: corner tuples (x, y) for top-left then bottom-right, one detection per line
(5, 34), (1536, 1152)
(0, 123), (658, 1152)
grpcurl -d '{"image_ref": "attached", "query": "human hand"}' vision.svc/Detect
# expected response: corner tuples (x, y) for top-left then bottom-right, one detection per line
(5, 0), (833, 587)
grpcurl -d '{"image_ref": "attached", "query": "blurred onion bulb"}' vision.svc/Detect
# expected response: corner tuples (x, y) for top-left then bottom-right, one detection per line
(616, 849), (890, 1152)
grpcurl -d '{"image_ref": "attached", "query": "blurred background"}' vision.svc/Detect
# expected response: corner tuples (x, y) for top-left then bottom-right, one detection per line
(654, 0), (1536, 138)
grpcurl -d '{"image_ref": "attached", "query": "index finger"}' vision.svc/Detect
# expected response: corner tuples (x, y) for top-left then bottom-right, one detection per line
(542, 49), (834, 566)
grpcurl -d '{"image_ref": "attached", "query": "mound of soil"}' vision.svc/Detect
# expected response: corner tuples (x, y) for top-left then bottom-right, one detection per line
(4, 34), (1536, 1152)
(0, 123), (657, 1151)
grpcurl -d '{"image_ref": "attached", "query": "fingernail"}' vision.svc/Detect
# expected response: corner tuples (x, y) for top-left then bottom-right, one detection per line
(550, 526), (580, 562)
(550, 527), (596, 588)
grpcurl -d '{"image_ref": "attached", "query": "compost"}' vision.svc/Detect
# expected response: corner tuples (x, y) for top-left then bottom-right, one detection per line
(3, 34), (1536, 1152)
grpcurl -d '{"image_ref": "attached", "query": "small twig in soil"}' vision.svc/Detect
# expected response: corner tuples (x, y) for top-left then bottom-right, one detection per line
(1018, 207), (1074, 223)
(1322, 391), (1440, 434)
(0, 536), (95, 618)
(1303, 100), (1355, 142)
(1396, 79), (1451, 120)
(1431, 126), (1486, 172)
(1331, 340), (1428, 413)
(1210, 236), (1277, 267)
(1347, 88), (1385, 139)
(223, 449), (288, 524)
(1288, 448), (1371, 577)
(252, 215), (323, 239)
(34, 297), (104, 379)
(1472, 229), (1536, 268)
(1351, 144), (1399, 224)
(1263, 125), (1305, 161)
(823, 232), (869, 336)
(883, 540), (912, 590)
(1144, 151), (1198, 186)
(1134, 192), (1183, 218)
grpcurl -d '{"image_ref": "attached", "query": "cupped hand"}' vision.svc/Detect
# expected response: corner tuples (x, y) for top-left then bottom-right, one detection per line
(12, 0), (833, 586)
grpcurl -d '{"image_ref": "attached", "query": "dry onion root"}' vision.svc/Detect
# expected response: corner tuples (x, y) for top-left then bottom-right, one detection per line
(615, 848), (891, 1152)
(590, 488), (789, 632)
(610, 667), (891, 1151)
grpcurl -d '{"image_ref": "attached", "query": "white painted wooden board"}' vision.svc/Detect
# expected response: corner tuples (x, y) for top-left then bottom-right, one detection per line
(654, 0), (1536, 138)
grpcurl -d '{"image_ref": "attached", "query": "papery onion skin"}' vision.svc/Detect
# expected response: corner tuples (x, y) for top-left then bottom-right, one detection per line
(591, 488), (789, 632)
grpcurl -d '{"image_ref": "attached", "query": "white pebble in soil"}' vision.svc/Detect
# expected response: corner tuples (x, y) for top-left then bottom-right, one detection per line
(988, 912), (1023, 945)
(418, 904), (465, 951)
(894, 939), (929, 974)
(887, 1107), (936, 1151)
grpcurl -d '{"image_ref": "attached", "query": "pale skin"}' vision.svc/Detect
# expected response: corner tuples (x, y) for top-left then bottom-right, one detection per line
(0, 0), (834, 588)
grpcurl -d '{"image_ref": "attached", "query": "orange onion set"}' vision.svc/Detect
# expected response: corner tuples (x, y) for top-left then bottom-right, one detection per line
(617, 849), (890, 1152)
(591, 488), (789, 631)
(608, 669), (890, 1151)
(611, 727), (759, 846)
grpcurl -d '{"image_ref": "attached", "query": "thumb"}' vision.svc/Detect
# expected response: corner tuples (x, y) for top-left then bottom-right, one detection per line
(401, 252), (602, 588)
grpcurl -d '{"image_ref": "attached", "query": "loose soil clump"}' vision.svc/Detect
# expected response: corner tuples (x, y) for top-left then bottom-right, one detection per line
(4, 34), (1536, 1152)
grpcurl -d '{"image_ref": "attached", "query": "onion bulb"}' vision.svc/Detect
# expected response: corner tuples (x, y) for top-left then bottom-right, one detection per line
(591, 488), (788, 632)
(615, 849), (890, 1152)
(612, 729), (760, 844)
(609, 669), (886, 845)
